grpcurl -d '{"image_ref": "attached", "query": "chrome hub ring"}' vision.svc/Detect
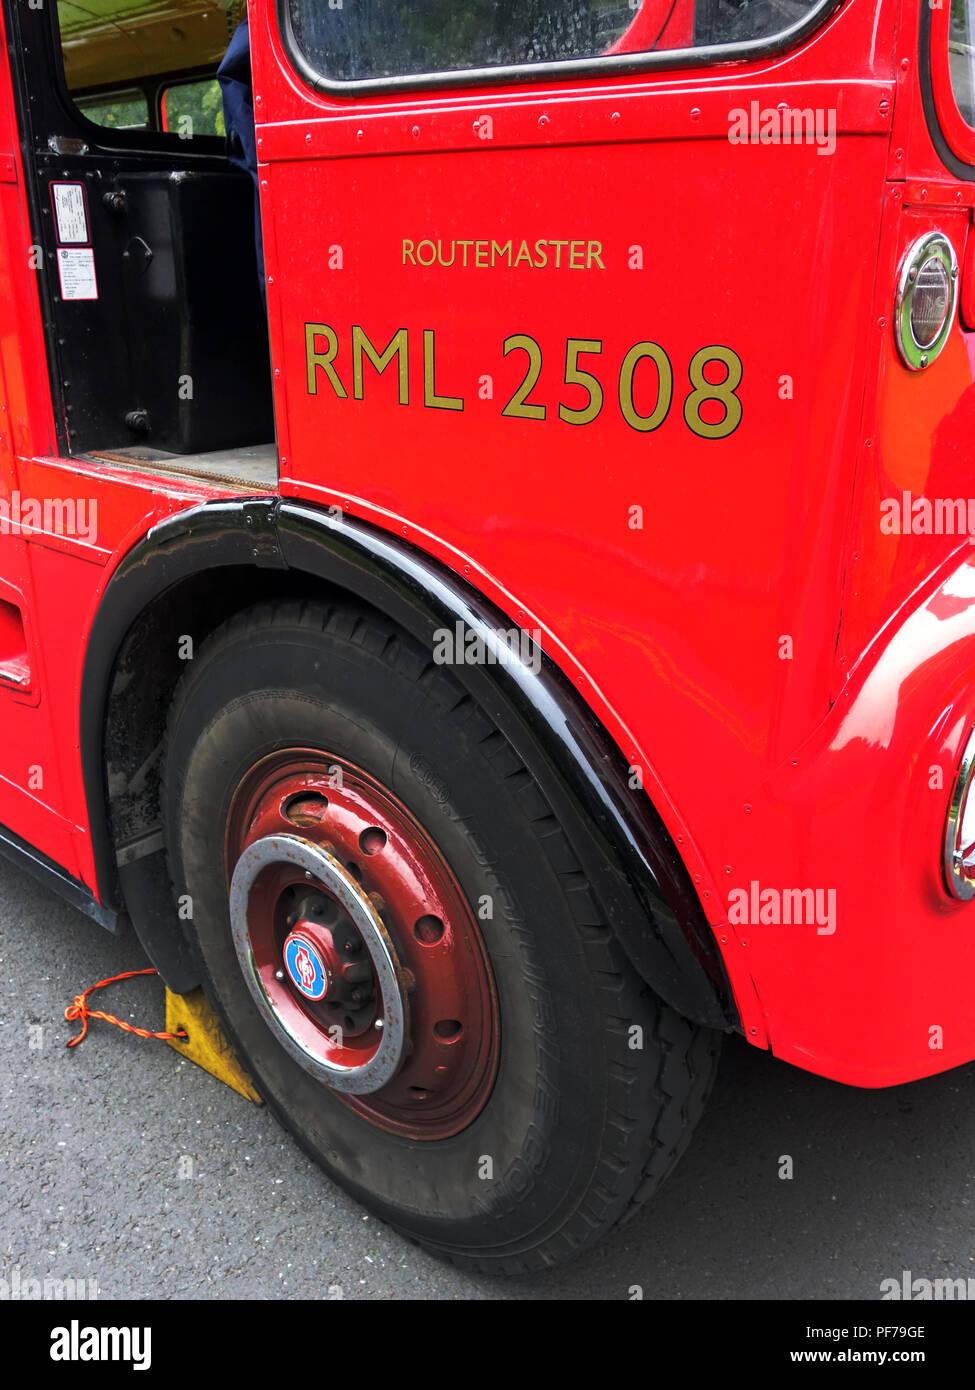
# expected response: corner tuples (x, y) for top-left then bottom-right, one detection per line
(229, 833), (408, 1093)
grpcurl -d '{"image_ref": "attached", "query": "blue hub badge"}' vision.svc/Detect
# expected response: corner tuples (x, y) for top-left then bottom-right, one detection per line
(283, 932), (329, 1001)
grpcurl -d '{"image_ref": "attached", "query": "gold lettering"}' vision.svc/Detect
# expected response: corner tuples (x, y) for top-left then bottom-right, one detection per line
(352, 325), (409, 404)
(423, 330), (464, 411)
(399, 236), (607, 270)
(619, 342), (672, 433)
(305, 323), (347, 398)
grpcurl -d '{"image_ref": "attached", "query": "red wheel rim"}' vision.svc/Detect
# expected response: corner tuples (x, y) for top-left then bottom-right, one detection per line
(226, 750), (500, 1139)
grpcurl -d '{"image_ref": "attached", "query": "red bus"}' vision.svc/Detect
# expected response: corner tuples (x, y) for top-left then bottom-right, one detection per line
(1, 0), (974, 1274)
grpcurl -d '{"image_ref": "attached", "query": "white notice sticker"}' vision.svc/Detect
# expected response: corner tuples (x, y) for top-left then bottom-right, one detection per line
(51, 182), (89, 244)
(57, 247), (98, 301)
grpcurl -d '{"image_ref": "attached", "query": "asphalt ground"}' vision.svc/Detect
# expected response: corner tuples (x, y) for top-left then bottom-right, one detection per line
(1, 855), (973, 1302)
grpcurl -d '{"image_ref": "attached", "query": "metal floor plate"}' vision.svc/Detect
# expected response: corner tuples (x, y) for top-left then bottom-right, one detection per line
(84, 441), (278, 492)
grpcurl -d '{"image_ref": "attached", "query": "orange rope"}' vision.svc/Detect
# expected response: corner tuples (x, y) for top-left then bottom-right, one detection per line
(65, 968), (188, 1049)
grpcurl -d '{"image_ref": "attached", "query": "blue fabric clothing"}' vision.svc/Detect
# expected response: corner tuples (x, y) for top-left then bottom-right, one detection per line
(217, 20), (264, 301)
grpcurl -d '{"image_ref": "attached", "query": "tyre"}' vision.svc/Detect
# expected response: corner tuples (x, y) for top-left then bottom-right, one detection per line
(163, 598), (720, 1274)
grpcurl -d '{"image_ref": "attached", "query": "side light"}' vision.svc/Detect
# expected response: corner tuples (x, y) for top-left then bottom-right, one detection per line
(944, 726), (975, 899)
(895, 232), (959, 371)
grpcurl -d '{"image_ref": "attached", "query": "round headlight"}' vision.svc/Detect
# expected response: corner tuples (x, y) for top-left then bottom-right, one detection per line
(944, 726), (975, 899)
(895, 232), (959, 371)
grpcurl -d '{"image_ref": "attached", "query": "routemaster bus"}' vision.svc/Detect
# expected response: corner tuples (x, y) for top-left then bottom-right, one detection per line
(1, 0), (975, 1275)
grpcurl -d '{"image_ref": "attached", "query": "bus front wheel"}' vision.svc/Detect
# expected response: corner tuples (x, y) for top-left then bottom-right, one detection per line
(163, 599), (720, 1274)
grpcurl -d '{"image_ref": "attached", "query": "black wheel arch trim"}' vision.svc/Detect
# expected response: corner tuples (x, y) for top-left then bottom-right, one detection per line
(81, 495), (737, 1029)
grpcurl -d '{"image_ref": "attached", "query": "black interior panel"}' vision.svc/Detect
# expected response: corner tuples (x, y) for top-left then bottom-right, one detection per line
(4, 0), (274, 457)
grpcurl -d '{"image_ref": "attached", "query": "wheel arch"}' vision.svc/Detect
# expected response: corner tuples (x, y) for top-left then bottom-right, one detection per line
(81, 495), (737, 1028)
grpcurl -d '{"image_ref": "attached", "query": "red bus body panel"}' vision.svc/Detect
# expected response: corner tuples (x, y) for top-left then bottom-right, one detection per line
(1, 0), (974, 1086)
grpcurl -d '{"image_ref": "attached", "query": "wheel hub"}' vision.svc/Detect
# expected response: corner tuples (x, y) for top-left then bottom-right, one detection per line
(230, 834), (408, 1094)
(225, 750), (500, 1139)
(281, 888), (376, 1031)
(282, 925), (333, 1001)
